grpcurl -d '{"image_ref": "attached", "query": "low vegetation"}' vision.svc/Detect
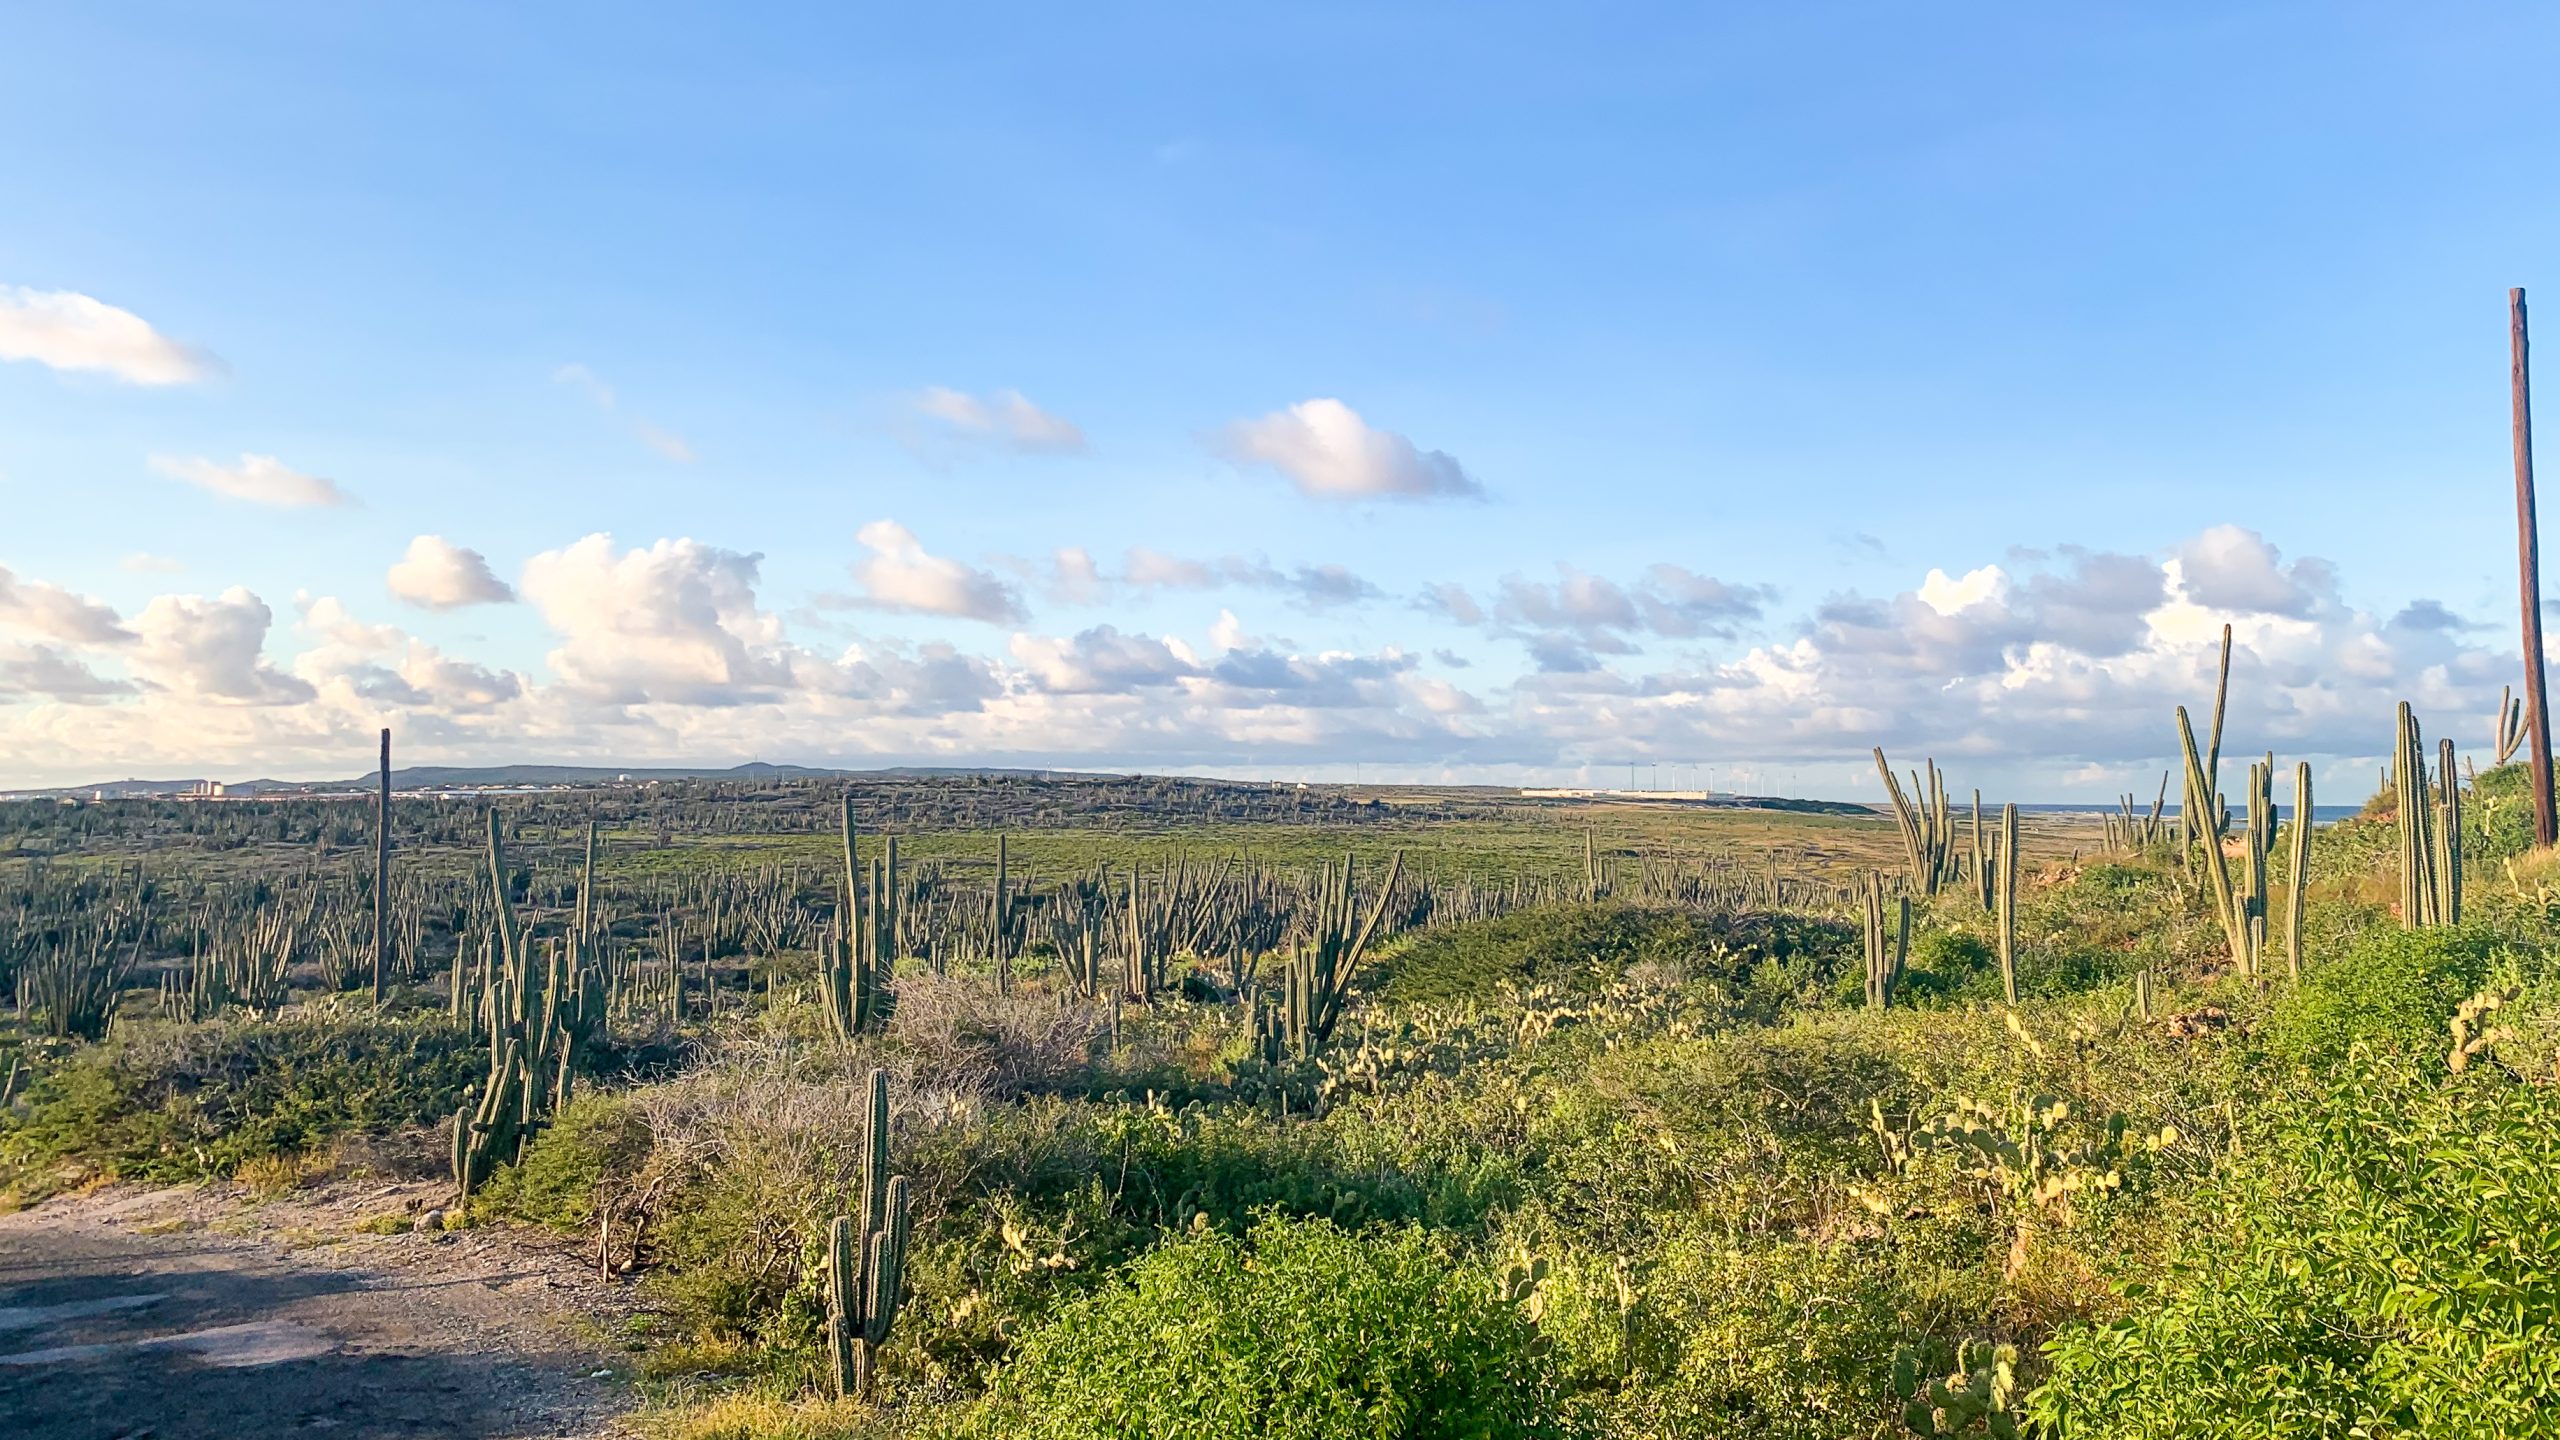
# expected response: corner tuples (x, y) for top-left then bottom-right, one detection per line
(5, 748), (2557, 1437)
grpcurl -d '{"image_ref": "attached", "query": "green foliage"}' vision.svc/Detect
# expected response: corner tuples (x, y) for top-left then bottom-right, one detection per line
(2261, 925), (2500, 1068)
(2032, 1051), (2560, 1437)
(476, 1091), (650, 1229)
(0, 1011), (479, 1185)
(963, 1214), (1581, 1440)
(1370, 903), (1848, 1009)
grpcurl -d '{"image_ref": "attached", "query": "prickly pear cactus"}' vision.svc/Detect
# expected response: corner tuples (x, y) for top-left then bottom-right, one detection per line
(1893, 1340), (2025, 1438)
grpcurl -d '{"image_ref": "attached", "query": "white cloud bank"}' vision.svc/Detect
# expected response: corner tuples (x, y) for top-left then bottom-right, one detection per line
(0, 523), (2534, 796)
(0, 286), (214, 385)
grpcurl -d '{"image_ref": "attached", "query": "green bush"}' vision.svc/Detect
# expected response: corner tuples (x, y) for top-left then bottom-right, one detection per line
(2261, 926), (2500, 1068)
(476, 1091), (651, 1229)
(2032, 1052), (2560, 1437)
(964, 1214), (1581, 1440)
(0, 1011), (480, 1185)
(1371, 903), (1848, 1009)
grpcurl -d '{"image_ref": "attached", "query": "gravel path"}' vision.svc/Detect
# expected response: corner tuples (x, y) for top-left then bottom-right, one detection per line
(0, 1183), (643, 1440)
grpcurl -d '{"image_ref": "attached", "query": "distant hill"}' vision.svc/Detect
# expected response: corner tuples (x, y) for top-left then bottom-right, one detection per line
(5, 762), (1111, 799)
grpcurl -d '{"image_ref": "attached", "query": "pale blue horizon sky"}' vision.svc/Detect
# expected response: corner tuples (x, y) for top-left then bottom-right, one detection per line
(2, 3), (2556, 797)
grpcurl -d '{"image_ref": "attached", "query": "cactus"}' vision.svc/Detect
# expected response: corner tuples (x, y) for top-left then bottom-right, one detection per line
(1862, 870), (1909, 1010)
(821, 794), (893, 1041)
(1874, 749), (1955, 895)
(454, 810), (609, 1201)
(2176, 705), (2250, 973)
(824, 1068), (913, 1399)
(2496, 683), (2528, 766)
(1256, 851), (1404, 1064)
(1993, 803), (2019, 1005)
(2393, 705), (2462, 927)
(1893, 1341), (2024, 1439)
(2286, 762), (2313, 980)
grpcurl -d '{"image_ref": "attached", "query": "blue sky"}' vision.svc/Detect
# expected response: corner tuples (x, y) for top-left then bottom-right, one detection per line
(2, 3), (2556, 795)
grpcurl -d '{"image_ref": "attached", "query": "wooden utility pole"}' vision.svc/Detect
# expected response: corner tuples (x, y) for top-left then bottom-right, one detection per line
(2513, 289), (2556, 848)
(373, 726), (391, 1003)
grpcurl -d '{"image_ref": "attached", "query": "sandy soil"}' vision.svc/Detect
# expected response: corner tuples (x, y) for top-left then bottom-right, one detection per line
(0, 1178), (652, 1440)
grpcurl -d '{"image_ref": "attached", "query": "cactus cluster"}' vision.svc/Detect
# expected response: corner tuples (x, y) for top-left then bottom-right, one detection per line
(2496, 683), (2529, 766)
(1255, 851), (1404, 1063)
(822, 795), (897, 1042)
(2393, 703), (2463, 927)
(1893, 1341), (2024, 1439)
(824, 1067), (913, 1399)
(2101, 773), (2171, 854)
(2448, 984), (2518, 1073)
(452, 809), (609, 1203)
(2175, 704), (2254, 975)
(1874, 749), (1958, 896)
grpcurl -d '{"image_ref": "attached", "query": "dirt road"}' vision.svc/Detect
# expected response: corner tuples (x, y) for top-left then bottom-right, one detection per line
(0, 1184), (639, 1440)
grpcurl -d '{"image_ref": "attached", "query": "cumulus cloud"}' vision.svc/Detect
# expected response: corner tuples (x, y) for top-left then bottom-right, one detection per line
(846, 521), (1026, 624)
(2171, 525), (2336, 618)
(913, 388), (1085, 455)
(1436, 563), (1774, 671)
(0, 521), (2529, 798)
(0, 286), (214, 385)
(387, 535), (516, 610)
(151, 453), (351, 508)
(521, 535), (795, 705)
(129, 589), (315, 704)
(0, 644), (131, 702)
(1220, 398), (1479, 501)
(0, 566), (133, 646)
(554, 363), (696, 462)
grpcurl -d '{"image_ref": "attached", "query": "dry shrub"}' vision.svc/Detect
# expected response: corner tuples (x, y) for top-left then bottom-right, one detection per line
(886, 975), (1106, 1102)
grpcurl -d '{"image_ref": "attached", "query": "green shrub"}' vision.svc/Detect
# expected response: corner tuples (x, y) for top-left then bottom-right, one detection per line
(0, 1011), (480, 1185)
(2032, 1052), (2560, 1437)
(476, 1091), (651, 1229)
(2262, 926), (2500, 1068)
(964, 1214), (1581, 1440)
(1371, 903), (1848, 1009)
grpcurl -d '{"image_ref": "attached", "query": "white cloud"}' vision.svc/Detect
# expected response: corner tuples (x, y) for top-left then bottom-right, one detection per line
(0, 522), (2528, 798)
(0, 566), (133, 646)
(151, 453), (351, 509)
(554, 363), (696, 463)
(387, 535), (516, 610)
(913, 388), (1086, 454)
(1220, 398), (1479, 501)
(0, 286), (214, 385)
(130, 588), (315, 704)
(521, 534), (794, 706)
(846, 520), (1025, 624)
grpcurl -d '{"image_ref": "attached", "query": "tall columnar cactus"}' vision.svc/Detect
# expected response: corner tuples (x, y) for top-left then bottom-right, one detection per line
(822, 795), (892, 1041)
(2393, 704), (2462, 927)
(1862, 870), (1909, 1011)
(1874, 749), (1954, 895)
(1257, 851), (1404, 1062)
(825, 1068), (913, 1399)
(2176, 705), (2250, 975)
(2286, 761), (2313, 980)
(1994, 803), (2020, 1004)
(1970, 790), (1992, 911)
